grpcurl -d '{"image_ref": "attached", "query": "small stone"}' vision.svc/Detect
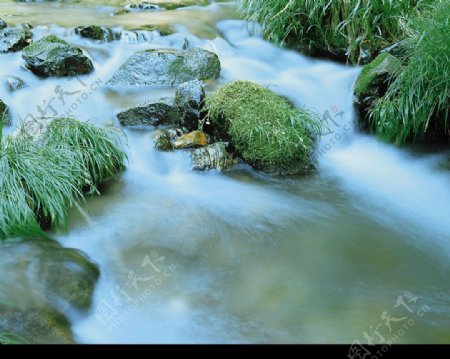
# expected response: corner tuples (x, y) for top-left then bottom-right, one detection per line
(190, 142), (235, 171)
(6, 76), (27, 92)
(173, 130), (207, 149)
(0, 27), (32, 53)
(153, 129), (181, 151)
(0, 18), (6, 30)
(74, 25), (113, 42)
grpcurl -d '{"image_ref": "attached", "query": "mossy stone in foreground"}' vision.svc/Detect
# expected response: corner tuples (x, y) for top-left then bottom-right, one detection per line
(22, 35), (94, 76)
(354, 53), (400, 97)
(206, 81), (321, 175)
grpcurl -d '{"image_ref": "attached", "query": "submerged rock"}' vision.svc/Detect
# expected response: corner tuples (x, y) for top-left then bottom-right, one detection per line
(0, 305), (74, 344)
(117, 97), (180, 126)
(107, 47), (220, 87)
(190, 142), (235, 171)
(131, 24), (175, 36)
(125, 2), (162, 11)
(0, 27), (32, 53)
(173, 130), (207, 149)
(0, 238), (100, 311)
(22, 35), (94, 77)
(6, 76), (27, 92)
(74, 25), (113, 42)
(0, 99), (11, 125)
(354, 53), (401, 131)
(124, 0), (209, 11)
(174, 79), (205, 130)
(0, 18), (6, 30)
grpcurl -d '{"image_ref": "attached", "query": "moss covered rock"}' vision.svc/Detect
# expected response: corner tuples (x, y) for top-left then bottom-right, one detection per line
(0, 99), (11, 125)
(206, 81), (321, 175)
(22, 35), (94, 77)
(117, 97), (180, 126)
(354, 53), (401, 132)
(173, 130), (207, 149)
(0, 305), (74, 344)
(131, 24), (175, 36)
(0, 27), (32, 53)
(74, 25), (113, 42)
(107, 47), (220, 87)
(0, 238), (100, 311)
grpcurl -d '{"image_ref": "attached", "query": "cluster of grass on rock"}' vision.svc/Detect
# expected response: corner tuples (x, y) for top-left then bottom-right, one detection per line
(205, 81), (321, 175)
(239, 0), (434, 64)
(0, 118), (126, 239)
(368, 1), (450, 145)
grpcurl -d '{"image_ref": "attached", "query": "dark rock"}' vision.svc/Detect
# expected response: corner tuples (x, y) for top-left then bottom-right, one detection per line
(125, 2), (162, 11)
(174, 79), (205, 130)
(0, 238), (100, 311)
(0, 18), (6, 30)
(107, 47), (220, 87)
(22, 35), (94, 77)
(74, 25), (113, 42)
(190, 142), (235, 171)
(6, 76), (27, 92)
(0, 99), (11, 125)
(354, 53), (401, 132)
(117, 97), (180, 126)
(0, 27), (32, 53)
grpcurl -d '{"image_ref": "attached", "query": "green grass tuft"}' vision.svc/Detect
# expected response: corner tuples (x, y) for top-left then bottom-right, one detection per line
(205, 80), (321, 174)
(0, 117), (127, 239)
(239, 0), (434, 64)
(369, 1), (450, 144)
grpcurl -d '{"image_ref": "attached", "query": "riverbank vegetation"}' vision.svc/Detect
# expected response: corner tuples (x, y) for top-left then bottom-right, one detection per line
(240, 0), (449, 145)
(0, 118), (126, 239)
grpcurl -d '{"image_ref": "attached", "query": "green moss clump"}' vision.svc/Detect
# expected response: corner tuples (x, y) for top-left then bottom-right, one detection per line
(22, 35), (68, 57)
(354, 53), (400, 97)
(205, 81), (321, 175)
(0, 118), (127, 239)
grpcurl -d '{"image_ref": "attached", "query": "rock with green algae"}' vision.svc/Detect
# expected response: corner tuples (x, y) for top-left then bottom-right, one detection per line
(22, 35), (94, 77)
(0, 305), (74, 344)
(173, 130), (207, 149)
(74, 25), (113, 42)
(0, 27), (32, 53)
(354, 53), (401, 131)
(0, 238), (100, 311)
(205, 80), (321, 175)
(107, 47), (220, 87)
(0, 99), (11, 125)
(130, 24), (175, 36)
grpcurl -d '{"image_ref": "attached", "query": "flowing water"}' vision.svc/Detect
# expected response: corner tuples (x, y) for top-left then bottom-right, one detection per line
(1, 0), (450, 344)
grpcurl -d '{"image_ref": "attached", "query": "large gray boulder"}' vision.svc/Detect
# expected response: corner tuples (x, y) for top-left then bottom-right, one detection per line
(22, 35), (94, 77)
(107, 47), (220, 87)
(117, 97), (180, 126)
(174, 79), (205, 130)
(0, 27), (32, 53)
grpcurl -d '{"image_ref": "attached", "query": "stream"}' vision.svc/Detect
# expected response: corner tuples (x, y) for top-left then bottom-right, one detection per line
(1, 0), (450, 344)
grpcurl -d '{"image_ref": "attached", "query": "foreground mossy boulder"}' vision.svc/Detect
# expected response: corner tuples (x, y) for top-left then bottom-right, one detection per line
(206, 81), (321, 175)
(22, 35), (94, 77)
(0, 117), (127, 239)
